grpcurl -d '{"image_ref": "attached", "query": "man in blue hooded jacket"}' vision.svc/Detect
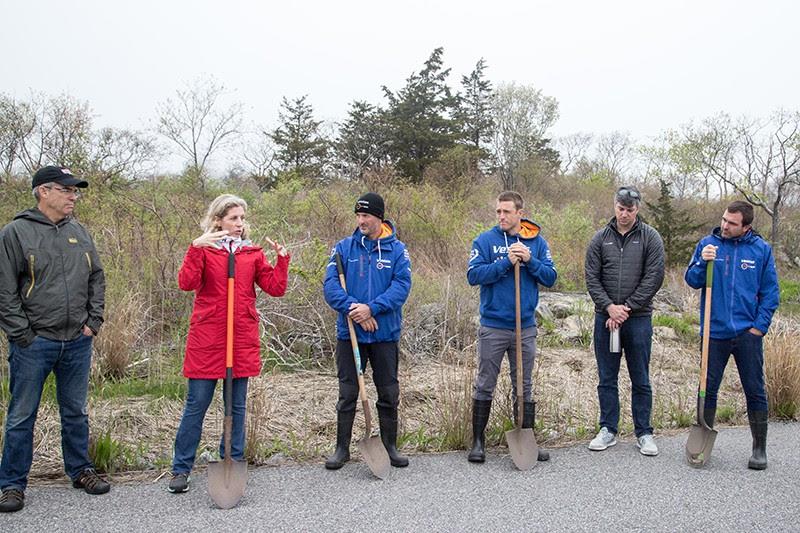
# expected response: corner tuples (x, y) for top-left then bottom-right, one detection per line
(323, 192), (412, 470)
(685, 200), (779, 470)
(466, 191), (557, 463)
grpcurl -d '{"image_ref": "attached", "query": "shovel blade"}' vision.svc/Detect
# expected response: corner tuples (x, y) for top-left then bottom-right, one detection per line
(505, 428), (538, 471)
(208, 458), (248, 509)
(685, 423), (718, 468)
(357, 435), (390, 480)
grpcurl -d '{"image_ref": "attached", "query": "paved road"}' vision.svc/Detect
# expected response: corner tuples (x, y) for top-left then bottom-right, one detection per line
(2, 423), (798, 532)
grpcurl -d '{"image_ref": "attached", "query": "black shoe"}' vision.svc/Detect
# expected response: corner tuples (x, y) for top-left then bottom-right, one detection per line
(468, 399), (492, 463)
(72, 468), (111, 495)
(747, 410), (768, 470)
(325, 410), (355, 470)
(167, 473), (190, 493)
(0, 489), (24, 512)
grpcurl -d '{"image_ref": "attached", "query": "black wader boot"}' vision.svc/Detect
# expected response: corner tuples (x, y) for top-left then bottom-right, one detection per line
(376, 384), (408, 467)
(468, 399), (492, 463)
(325, 410), (355, 470)
(326, 384), (359, 470)
(521, 401), (549, 462)
(747, 410), (768, 470)
(703, 407), (716, 429)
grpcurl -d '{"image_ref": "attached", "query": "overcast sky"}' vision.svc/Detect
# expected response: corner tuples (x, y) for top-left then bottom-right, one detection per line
(3, 0), (798, 156)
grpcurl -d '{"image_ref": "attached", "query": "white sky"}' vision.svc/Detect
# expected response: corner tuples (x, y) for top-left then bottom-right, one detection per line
(3, 0), (798, 146)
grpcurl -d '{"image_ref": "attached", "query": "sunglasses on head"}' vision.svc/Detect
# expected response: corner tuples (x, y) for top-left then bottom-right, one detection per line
(616, 188), (640, 200)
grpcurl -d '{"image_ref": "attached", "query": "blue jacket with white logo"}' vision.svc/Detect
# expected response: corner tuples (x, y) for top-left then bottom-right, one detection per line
(467, 220), (557, 330)
(323, 220), (411, 343)
(685, 227), (779, 340)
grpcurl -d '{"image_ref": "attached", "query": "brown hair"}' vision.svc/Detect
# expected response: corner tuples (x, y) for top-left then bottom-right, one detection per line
(726, 200), (754, 226)
(497, 191), (524, 210)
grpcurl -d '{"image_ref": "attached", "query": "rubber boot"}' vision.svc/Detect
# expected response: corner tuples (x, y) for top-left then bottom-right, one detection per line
(747, 410), (768, 470)
(521, 401), (550, 462)
(468, 399), (492, 463)
(325, 410), (355, 470)
(377, 407), (409, 467)
(703, 407), (716, 429)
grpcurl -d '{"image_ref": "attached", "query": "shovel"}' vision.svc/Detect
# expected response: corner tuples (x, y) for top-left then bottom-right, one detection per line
(505, 262), (538, 471)
(334, 253), (391, 480)
(686, 261), (718, 467)
(208, 251), (248, 508)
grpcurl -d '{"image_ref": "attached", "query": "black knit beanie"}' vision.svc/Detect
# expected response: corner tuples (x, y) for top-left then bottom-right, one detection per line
(354, 192), (385, 220)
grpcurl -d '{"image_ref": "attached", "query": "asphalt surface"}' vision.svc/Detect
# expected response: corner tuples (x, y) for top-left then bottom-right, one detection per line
(2, 423), (798, 532)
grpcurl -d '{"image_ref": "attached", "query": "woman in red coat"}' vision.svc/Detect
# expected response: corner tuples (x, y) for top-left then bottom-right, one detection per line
(168, 194), (289, 493)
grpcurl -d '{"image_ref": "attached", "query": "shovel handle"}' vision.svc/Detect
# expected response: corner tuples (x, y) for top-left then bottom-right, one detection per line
(514, 262), (523, 428)
(334, 253), (373, 435)
(699, 261), (714, 394)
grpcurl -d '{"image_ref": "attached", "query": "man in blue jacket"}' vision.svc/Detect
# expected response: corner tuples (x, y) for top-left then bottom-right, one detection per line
(685, 200), (779, 470)
(466, 191), (557, 463)
(323, 193), (412, 470)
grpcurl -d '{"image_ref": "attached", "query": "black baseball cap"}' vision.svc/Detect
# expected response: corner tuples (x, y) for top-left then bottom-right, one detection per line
(31, 166), (89, 189)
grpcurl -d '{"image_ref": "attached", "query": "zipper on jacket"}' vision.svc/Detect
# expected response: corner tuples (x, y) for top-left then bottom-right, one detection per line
(729, 241), (738, 334)
(85, 252), (92, 270)
(61, 251), (71, 338)
(26, 255), (36, 298)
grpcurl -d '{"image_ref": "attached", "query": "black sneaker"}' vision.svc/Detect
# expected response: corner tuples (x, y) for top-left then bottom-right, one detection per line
(167, 473), (190, 493)
(72, 468), (111, 495)
(0, 488), (25, 512)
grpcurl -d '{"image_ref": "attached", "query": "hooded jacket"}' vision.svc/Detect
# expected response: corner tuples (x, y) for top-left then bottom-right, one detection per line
(467, 220), (557, 330)
(323, 221), (411, 343)
(0, 208), (104, 347)
(585, 217), (665, 317)
(178, 243), (289, 379)
(685, 227), (779, 340)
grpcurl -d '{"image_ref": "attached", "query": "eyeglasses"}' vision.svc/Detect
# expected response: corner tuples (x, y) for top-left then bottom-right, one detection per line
(616, 188), (640, 200)
(44, 185), (82, 198)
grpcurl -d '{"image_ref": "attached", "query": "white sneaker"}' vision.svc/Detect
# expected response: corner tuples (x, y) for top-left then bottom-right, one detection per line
(637, 434), (658, 456)
(588, 427), (617, 451)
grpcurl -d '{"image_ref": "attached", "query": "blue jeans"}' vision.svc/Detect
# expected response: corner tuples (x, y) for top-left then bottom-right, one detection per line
(0, 334), (94, 491)
(704, 332), (767, 412)
(594, 314), (653, 437)
(171, 377), (248, 474)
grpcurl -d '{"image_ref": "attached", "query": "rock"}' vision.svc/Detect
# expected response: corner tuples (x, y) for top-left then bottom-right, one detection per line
(536, 302), (554, 322)
(196, 450), (214, 465)
(558, 315), (585, 342)
(653, 326), (679, 341)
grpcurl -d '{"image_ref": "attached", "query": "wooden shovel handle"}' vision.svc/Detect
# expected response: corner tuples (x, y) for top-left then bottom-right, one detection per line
(515, 262), (523, 428)
(699, 261), (714, 394)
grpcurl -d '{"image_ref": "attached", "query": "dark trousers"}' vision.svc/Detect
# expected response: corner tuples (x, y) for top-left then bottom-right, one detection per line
(704, 332), (768, 412)
(594, 314), (654, 437)
(335, 339), (399, 413)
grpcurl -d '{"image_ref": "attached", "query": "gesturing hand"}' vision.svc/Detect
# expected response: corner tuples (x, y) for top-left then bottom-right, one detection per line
(264, 237), (288, 257)
(193, 230), (228, 248)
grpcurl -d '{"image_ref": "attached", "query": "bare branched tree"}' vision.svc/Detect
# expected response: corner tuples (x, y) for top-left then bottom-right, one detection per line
(555, 132), (593, 175)
(156, 76), (242, 179)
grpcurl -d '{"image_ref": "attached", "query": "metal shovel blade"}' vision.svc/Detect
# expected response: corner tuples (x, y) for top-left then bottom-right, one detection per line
(357, 435), (391, 480)
(685, 423), (718, 468)
(208, 457), (248, 509)
(505, 427), (538, 471)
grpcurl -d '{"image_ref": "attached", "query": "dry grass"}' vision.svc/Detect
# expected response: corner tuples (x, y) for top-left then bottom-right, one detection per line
(765, 321), (800, 419)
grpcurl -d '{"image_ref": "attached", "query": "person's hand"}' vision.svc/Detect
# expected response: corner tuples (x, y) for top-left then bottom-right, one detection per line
(606, 304), (630, 324)
(508, 250), (520, 265)
(82, 325), (94, 337)
(701, 244), (718, 262)
(193, 230), (228, 248)
(509, 242), (531, 263)
(748, 327), (764, 337)
(264, 237), (288, 257)
(605, 318), (621, 331)
(358, 317), (379, 332)
(348, 303), (372, 323)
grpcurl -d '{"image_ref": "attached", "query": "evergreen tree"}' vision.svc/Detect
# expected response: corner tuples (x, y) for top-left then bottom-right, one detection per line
(270, 95), (328, 181)
(455, 58), (494, 153)
(382, 47), (460, 182)
(335, 100), (390, 180)
(645, 178), (703, 265)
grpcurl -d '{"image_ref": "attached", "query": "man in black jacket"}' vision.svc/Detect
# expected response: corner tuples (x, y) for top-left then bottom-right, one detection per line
(584, 186), (665, 456)
(0, 166), (109, 513)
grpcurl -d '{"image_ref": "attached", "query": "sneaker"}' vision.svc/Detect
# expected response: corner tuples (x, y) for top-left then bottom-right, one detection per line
(168, 473), (190, 493)
(0, 488), (24, 512)
(637, 434), (659, 456)
(72, 468), (111, 495)
(588, 427), (617, 451)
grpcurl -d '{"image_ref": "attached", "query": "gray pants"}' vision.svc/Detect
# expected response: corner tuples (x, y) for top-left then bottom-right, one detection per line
(473, 325), (537, 402)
